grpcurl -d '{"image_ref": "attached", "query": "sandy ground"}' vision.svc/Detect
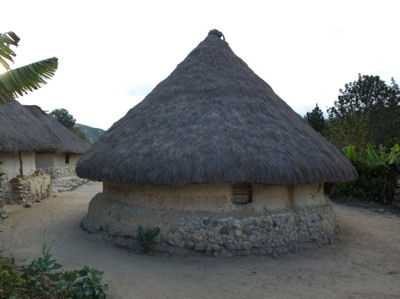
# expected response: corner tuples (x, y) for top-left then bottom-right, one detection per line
(0, 182), (399, 299)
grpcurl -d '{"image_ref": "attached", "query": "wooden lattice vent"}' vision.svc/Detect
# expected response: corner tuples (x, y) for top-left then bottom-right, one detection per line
(232, 183), (252, 205)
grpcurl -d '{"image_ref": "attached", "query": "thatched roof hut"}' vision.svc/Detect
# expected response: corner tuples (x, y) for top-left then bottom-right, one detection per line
(0, 99), (56, 153)
(77, 30), (356, 185)
(78, 30), (357, 256)
(24, 105), (90, 155)
(0, 100), (89, 155)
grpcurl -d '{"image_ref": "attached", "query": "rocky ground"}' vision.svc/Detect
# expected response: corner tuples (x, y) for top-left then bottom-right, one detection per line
(0, 182), (399, 299)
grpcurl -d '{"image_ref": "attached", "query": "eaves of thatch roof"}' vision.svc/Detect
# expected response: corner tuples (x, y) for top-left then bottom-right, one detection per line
(24, 105), (90, 154)
(0, 99), (89, 154)
(76, 30), (357, 185)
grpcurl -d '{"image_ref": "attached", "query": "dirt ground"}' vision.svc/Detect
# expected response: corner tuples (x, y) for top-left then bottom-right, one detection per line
(1, 182), (399, 299)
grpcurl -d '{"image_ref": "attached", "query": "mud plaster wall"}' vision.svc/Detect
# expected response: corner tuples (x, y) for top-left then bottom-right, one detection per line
(82, 182), (336, 256)
(36, 153), (81, 170)
(102, 182), (326, 213)
(0, 152), (36, 178)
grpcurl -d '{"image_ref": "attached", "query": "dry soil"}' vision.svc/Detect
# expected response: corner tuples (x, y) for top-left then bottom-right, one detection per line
(0, 182), (399, 299)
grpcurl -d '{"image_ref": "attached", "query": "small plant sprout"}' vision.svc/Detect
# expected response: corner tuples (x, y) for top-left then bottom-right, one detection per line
(137, 226), (160, 253)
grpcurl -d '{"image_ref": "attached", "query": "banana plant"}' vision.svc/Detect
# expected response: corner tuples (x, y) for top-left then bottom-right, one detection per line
(0, 31), (58, 103)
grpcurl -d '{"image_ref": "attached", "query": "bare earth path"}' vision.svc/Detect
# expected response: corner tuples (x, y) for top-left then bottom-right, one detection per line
(1, 182), (399, 299)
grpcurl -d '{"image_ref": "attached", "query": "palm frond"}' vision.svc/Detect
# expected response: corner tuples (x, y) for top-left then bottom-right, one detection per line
(0, 32), (20, 69)
(0, 57), (58, 103)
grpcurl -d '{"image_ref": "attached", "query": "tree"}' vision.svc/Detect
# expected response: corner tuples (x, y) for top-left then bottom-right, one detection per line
(50, 108), (76, 130)
(327, 74), (400, 147)
(50, 108), (87, 141)
(0, 31), (58, 103)
(305, 104), (325, 133)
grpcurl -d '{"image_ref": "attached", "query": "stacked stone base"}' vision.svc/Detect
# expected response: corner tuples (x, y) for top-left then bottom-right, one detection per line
(44, 166), (88, 192)
(0, 170), (51, 207)
(81, 193), (338, 257)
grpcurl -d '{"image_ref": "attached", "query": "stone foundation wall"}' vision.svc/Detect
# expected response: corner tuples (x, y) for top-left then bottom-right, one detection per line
(0, 170), (51, 205)
(43, 166), (88, 192)
(82, 184), (338, 257)
(44, 166), (77, 179)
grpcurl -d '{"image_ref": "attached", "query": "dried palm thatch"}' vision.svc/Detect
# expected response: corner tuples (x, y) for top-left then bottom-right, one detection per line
(77, 30), (357, 185)
(0, 99), (56, 153)
(24, 105), (90, 154)
(0, 99), (89, 154)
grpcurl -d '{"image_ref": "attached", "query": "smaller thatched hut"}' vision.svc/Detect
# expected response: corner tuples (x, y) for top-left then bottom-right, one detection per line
(0, 100), (53, 208)
(77, 30), (357, 256)
(24, 105), (89, 173)
(0, 100), (90, 208)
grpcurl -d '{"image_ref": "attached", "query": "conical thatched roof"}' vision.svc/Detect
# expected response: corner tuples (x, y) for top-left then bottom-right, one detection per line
(77, 30), (357, 185)
(24, 105), (90, 154)
(0, 99), (89, 154)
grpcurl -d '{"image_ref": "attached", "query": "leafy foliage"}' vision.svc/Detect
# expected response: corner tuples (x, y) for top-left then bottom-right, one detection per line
(0, 258), (25, 298)
(0, 31), (58, 103)
(0, 243), (108, 298)
(75, 124), (105, 144)
(305, 104), (325, 133)
(327, 74), (400, 147)
(73, 267), (108, 298)
(50, 108), (76, 130)
(330, 144), (400, 203)
(137, 226), (160, 253)
(324, 111), (370, 151)
(0, 32), (20, 70)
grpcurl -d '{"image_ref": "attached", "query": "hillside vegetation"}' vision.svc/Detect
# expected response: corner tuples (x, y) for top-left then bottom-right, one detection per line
(75, 123), (105, 144)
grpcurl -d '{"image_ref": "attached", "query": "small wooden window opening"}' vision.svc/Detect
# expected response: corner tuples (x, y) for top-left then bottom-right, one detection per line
(232, 183), (252, 205)
(65, 154), (70, 164)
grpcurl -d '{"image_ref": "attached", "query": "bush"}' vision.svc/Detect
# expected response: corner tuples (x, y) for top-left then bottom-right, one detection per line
(0, 243), (108, 298)
(137, 226), (160, 253)
(331, 144), (400, 204)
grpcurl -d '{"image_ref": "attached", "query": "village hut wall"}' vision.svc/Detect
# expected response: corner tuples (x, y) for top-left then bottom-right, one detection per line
(22, 105), (89, 191)
(77, 30), (356, 256)
(0, 100), (88, 209)
(82, 181), (336, 256)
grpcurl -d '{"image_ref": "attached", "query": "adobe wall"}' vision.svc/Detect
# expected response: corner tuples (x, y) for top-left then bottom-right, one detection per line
(69, 154), (81, 165)
(100, 182), (326, 213)
(0, 152), (36, 178)
(81, 182), (337, 256)
(35, 153), (56, 169)
(36, 153), (81, 169)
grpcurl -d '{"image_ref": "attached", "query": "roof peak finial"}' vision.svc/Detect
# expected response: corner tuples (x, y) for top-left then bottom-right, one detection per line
(208, 29), (225, 41)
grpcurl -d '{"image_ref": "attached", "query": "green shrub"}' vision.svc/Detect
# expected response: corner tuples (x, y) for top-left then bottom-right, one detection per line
(331, 143), (400, 204)
(0, 258), (25, 298)
(0, 243), (108, 298)
(137, 226), (160, 253)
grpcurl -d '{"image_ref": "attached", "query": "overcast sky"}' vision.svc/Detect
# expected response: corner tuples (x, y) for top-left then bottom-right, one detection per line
(2, 0), (399, 130)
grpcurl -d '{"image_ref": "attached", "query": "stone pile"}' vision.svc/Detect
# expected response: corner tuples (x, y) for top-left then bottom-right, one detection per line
(44, 166), (88, 192)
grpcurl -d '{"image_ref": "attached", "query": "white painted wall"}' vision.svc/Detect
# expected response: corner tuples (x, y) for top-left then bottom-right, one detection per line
(0, 153), (20, 178)
(0, 152), (36, 177)
(21, 152), (36, 176)
(69, 154), (81, 165)
(35, 153), (56, 169)
(36, 153), (81, 169)
(54, 154), (66, 167)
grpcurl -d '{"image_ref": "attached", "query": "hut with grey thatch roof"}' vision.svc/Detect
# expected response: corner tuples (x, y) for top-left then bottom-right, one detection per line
(24, 105), (90, 171)
(0, 100), (89, 210)
(77, 30), (357, 256)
